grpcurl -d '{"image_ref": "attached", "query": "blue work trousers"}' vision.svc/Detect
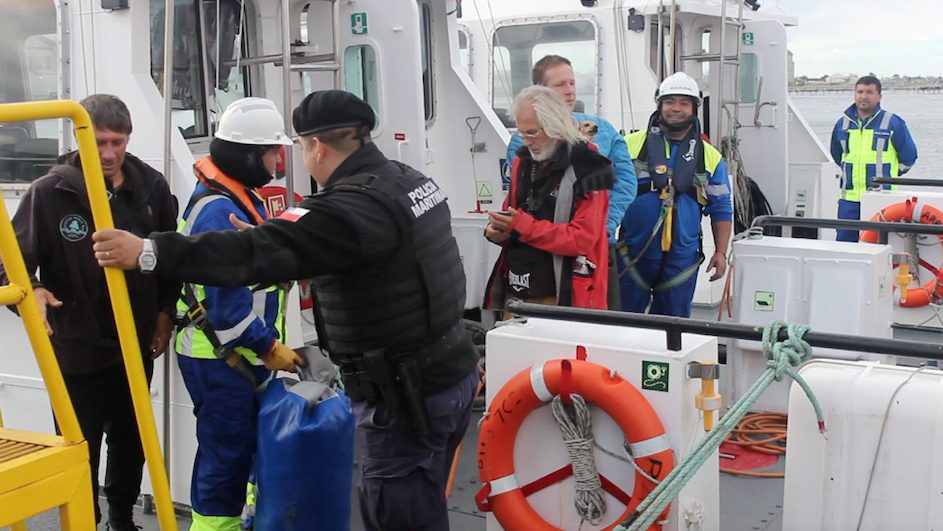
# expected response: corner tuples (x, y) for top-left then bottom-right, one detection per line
(836, 199), (862, 242)
(619, 253), (700, 317)
(354, 368), (480, 531)
(177, 355), (271, 520)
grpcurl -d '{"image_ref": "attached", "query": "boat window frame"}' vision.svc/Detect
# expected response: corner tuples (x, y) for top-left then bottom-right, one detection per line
(457, 23), (472, 80)
(343, 44), (381, 127)
(0, 1), (61, 186)
(419, 1), (436, 126)
(487, 14), (602, 128)
(148, 0), (254, 142)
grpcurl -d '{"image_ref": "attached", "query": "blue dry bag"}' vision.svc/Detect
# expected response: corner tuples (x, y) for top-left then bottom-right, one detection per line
(254, 370), (355, 530)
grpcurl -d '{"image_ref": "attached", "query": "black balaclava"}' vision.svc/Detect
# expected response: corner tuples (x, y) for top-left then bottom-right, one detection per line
(657, 96), (699, 133)
(209, 137), (276, 189)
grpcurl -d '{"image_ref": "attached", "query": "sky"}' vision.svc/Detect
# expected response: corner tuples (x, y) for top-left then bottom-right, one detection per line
(782, 0), (943, 78)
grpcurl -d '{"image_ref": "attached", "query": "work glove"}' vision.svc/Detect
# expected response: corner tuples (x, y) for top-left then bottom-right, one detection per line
(260, 341), (306, 373)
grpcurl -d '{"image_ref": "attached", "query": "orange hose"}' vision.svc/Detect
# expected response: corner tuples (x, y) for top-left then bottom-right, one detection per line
(446, 372), (485, 498)
(720, 412), (788, 477)
(717, 256), (734, 321)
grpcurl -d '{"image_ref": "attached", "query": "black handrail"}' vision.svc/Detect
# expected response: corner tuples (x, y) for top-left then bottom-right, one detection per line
(751, 215), (943, 244)
(505, 300), (943, 359)
(872, 177), (943, 188)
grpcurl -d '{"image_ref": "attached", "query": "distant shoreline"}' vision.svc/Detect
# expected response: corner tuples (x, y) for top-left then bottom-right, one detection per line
(790, 85), (943, 94)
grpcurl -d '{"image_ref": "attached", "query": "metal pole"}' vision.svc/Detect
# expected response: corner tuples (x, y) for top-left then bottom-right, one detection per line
(656, 1), (664, 81)
(505, 301), (943, 359)
(281, 0), (295, 204)
(717, 0), (728, 141)
(333, 0), (342, 89)
(160, 0), (175, 491)
(668, 0), (676, 75)
(732, 0), (743, 119)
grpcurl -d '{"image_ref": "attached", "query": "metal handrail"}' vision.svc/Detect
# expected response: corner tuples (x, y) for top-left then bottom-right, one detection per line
(751, 215), (943, 244)
(0, 100), (178, 531)
(505, 301), (943, 359)
(871, 177), (943, 188)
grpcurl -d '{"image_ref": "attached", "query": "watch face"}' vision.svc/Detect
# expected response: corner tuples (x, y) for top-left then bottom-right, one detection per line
(140, 253), (157, 270)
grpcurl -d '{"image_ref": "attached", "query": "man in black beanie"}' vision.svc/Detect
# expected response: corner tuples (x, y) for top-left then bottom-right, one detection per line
(171, 97), (304, 530)
(94, 90), (480, 531)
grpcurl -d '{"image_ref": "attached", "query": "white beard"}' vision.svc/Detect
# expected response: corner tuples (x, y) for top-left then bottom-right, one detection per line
(529, 139), (561, 162)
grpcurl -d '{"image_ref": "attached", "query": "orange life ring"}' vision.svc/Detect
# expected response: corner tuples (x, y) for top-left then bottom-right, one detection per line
(477, 359), (675, 530)
(860, 199), (943, 307)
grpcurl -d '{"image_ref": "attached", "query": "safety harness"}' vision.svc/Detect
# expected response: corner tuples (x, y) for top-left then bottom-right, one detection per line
(173, 158), (279, 386)
(618, 118), (708, 293)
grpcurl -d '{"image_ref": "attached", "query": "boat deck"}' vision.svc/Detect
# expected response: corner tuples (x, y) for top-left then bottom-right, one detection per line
(22, 303), (943, 530)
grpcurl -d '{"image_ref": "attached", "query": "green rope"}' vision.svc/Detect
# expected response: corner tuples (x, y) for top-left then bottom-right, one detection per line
(615, 321), (827, 531)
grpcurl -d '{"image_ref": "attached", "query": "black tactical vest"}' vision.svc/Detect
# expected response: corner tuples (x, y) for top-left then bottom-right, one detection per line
(311, 165), (467, 359)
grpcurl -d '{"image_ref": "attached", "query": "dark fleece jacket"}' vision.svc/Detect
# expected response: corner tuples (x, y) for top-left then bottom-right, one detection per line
(1, 151), (179, 374)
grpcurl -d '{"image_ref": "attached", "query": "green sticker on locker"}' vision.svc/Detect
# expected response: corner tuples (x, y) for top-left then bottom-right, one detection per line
(754, 291), (774, 311)
(642, 361), (669, 392)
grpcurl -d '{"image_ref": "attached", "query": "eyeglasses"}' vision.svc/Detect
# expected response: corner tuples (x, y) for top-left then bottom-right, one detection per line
(519, 128), (544, 141)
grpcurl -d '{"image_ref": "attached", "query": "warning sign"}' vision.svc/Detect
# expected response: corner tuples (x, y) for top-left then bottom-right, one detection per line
(754, 291), (774, 312)
(476, 181), (493, 205)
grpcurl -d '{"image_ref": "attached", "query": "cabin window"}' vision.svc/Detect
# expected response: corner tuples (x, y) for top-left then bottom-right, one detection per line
(739, 52), (759, 104)
(649, 18), (682, 79)
(457, 27), (471, 78)
(149, 0), (251, 140)
(0, 1), (59, 184)
(344, 45), (380, 123)
(700, 29), (711, 80)
(420, 2), (435, 123)
(491, 20), (598, 127)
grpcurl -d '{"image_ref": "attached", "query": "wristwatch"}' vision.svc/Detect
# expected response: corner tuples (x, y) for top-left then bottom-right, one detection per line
(138, 238), (157, 273)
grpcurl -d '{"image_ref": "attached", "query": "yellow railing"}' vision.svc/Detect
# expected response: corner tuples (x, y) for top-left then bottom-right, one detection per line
(0, 100), (176, 530)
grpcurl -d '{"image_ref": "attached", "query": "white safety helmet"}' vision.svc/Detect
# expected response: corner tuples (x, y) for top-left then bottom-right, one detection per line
(215, 97), (293, 146)
(655, 72), (702, 106)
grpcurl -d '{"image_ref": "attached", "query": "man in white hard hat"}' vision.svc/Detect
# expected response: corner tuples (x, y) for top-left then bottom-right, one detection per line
(617, 72), (733, 317)
(171, 97), (304, 530)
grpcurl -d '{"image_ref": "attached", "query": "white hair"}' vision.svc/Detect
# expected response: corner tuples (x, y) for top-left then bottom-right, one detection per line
(510, 86), (585, 146)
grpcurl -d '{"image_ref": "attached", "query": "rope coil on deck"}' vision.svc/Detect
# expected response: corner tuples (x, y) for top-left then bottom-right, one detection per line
(616, 321), (827, 531)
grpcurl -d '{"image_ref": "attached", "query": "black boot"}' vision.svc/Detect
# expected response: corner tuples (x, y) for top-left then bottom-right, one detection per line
(105, 519), (141, 531)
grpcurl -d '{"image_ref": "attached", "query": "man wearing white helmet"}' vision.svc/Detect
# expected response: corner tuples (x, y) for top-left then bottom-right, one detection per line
(172, 97), (304, 530)
(617, 72), (733, 317)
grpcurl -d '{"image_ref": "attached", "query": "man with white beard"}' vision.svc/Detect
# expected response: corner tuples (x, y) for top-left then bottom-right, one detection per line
(484, 85), (615, 314)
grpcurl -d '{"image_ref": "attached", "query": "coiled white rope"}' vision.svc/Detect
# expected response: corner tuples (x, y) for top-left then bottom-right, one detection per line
(551, 393), (606, 525)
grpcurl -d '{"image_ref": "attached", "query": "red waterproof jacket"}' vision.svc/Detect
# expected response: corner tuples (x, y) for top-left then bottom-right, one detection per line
(484, 142), (613, 310)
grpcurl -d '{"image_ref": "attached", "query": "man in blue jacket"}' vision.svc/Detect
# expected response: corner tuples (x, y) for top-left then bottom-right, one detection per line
(830, 75), (918, 241)
(619, 73), (732, 318)
(506, 55), (636, 308)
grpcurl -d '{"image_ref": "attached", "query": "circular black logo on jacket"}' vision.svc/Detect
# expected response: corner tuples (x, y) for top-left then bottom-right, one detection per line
(59, 214), (89, 242)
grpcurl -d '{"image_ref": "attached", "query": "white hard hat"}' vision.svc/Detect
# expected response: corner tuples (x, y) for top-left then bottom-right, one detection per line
(656, 72), (702, 105)
(215, 97), (293, 146)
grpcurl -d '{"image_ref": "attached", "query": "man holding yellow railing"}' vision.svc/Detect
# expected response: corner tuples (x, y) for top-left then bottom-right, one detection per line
(0, 94), (179, 531)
